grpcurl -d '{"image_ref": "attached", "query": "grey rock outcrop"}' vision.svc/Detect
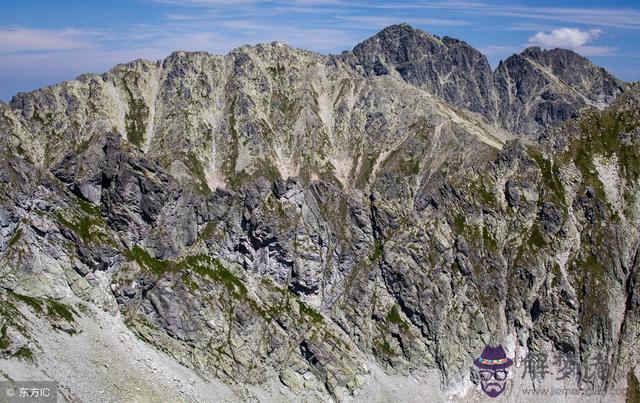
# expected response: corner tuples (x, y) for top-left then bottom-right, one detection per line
(0, 24), (639, 401)
(349, 24), (499, 123)
(494, 47), (625, 134)
(348, 24), (626, 135)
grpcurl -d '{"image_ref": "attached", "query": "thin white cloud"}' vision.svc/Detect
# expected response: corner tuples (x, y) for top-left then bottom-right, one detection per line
(377, 2), (640, 30)
(336, 15), (467, 28)
(478, 45), (520, 56)
(0, 28), (97, 53)
(150, 31), (225, 52)
(528, 28), (602, 49)
(526, 28), (616, 56)
(147, 18), (362, 53)
(491, 6), (640, 30)
(508, 22), (552, 32)
(3, 0), (638, 101)
(157, 0), (345, 6)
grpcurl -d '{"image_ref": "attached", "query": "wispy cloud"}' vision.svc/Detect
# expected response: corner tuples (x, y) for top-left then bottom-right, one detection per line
(377, 2), (640, 30)
(487, 6), (640, 30)
(0, 28), (98, 53)
(478, 44), (521, 56)
(508, 22), (552, 32)
(158, 0), (346, 5)
(526, 28), (617, 56)
(1, 0), (639, 100)
(336, 15), (467, 28)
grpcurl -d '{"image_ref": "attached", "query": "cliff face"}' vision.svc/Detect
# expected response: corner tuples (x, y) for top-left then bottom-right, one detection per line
(494, 46), (624, 134)
(0, 24), (639, 401)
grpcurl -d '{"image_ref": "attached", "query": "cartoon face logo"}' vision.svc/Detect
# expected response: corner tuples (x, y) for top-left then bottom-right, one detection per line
(473, 345), (513, 398)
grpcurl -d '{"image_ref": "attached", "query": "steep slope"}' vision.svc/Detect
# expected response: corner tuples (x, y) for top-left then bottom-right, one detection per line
(0, 25), (639, 401)
(347, 24), (626, 135)
(3, 41), (506, 197)
(348, 23), (499, 123)
(494, 46), (625, 134)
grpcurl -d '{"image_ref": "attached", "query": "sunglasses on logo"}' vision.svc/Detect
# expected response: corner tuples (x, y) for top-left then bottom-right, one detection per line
(479, 369), (508, 381)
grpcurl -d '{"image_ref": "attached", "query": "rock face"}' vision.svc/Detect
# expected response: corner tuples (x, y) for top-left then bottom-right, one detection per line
(0, 24), (639, 401)
(494, 47), (624, 133)
(348, 24), (625, 134)
(350, 24), (499, 122)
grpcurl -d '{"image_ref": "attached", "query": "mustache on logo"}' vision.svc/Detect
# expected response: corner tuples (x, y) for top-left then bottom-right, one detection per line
(482, 382), (506, 397)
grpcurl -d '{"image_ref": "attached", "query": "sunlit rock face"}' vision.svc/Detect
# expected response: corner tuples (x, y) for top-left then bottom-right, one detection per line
(0, 24), (638, 401)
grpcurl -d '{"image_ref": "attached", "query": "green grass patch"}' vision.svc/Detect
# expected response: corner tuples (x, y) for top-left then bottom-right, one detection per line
(528, 224), (546, 249)
(77, 198), (101, 216)
(181, 273), (199, 291)
(8, 228), (22, 248)
(14, 346), (34, 361)
(385, 305), (410, 333)
(195, 261), (248, 298)
(483, 226), (498, 252)
(377, 339), (395, 356)
(528, 149), (566, 205)
(355, 152), (379, 188)
(369, 240), (383, 263)
(125, 98), (148, 148)
(46, 300), (75, 322)
(0, 325), (10, 350)
(11, 292), (75, 323)
(227, 158), (280, 191)
(221, 97), (241, 189)
(471, 179), (497, 206)
(576, 254), (605, 277)
(627, 370), (640, 403)
(198, 221), (219, 241)
(182, 152), (211, 194)
(124, 245), (175, 275)
(386, 305), (402, 324)
(11, 293), (43, 314)
(54, 206), (111, 246)
(398, 157), (420, 176)
(574, 107), (640, 184)
(124, 247), (251, 299)
(263, 195), (287, 219)
(452, 213), (466, 233)
(298, 301), (323, 324)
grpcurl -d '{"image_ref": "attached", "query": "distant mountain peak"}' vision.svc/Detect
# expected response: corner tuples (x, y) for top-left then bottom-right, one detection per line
(347, 24), (625, 133)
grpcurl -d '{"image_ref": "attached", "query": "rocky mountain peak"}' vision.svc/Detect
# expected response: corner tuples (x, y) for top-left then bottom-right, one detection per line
(1, 23), (640, 402)
(347, 24), (627, 134)
(350, 24), (498, 122)
(495, 45), (625, 133)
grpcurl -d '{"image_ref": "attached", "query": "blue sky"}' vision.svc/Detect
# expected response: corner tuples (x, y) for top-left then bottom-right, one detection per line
(1, 0), (639, 101)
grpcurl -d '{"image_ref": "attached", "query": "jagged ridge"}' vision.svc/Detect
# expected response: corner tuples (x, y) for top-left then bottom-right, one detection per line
(0, 25), (639, 401)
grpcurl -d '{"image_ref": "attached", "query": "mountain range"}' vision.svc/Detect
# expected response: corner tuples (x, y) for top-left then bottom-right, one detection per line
(0, 24), (639, 401)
